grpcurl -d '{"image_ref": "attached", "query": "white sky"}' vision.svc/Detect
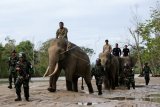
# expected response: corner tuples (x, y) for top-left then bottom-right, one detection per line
(0, 0), (158, 62)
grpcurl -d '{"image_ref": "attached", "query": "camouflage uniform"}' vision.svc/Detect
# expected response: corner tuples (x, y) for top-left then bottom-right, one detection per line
(15, 52), (32, 101)
(143, 64), (152, 85)
(91, 59), (105, 95)
(103, 39), (112, 53)
(56, 27), (68, 40)
(103, 44), (112, 53)
(8, 53), (19, 89)
(56, 22), (71, 51)
(124, 66), (135, 89)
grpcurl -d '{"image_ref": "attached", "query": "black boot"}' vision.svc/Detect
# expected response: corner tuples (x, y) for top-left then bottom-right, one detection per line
(98, 85), (102, 95)
(15, 95), (22, 101)
(47, 87), (56, 92)
(25, 97), (29, 101)
(8, 83), (12, 89)
(132, 83), (135, 89)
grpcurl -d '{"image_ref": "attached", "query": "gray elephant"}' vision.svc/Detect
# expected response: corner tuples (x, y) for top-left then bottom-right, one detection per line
(99, 52), (119, 89)
(43, 38), (94, 93)
(119, 56), (137, 85)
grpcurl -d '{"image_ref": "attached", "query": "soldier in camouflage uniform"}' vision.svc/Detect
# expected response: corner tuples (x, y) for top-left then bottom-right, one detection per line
(143, 62), (152, 85)
(8, 50), (19, 89)
(91, 58), (105, 95)
(56, 22), (68, 40)
(56, 22), (71, 51)
(124, 63), (135, 90)
(15, 52), (32, 101)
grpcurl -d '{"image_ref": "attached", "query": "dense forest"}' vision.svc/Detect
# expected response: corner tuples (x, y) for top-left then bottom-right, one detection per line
(0, 5), (159, 78)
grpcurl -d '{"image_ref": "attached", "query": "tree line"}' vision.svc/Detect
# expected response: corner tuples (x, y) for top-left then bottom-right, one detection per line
(128, 4), (160, 75)
(0, 38), (95, 78)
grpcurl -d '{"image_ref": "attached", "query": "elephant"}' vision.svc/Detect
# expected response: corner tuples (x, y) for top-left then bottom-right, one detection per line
(43, 38), (94, 93)
(119, 56), (137, 85)
(99, 52), (119, 89)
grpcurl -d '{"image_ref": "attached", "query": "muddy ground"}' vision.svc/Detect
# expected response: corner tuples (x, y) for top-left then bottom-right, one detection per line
(0, 76), (160, 107)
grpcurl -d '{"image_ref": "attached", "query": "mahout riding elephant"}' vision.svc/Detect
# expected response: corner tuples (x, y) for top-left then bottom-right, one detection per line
(119, 56), (137, 85)
(99, 52), (119, 89)
(43, 38), (94, 93)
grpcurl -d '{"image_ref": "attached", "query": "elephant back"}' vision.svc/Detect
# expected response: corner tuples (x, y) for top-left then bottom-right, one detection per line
(120, 56), (136, 68)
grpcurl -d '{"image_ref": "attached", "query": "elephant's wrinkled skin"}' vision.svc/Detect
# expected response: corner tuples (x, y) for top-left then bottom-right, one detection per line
(119, 56), (137, 85)
(99, 52), (119, 89)
(44, 39), (94, 93)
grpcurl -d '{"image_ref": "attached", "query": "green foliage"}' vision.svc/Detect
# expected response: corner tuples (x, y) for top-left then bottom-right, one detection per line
(16, 40), (34, 61)
(134, 6), (160, 74)
(80, 46), (95, 58)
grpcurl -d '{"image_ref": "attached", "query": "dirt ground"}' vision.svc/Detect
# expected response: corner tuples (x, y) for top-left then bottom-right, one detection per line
(0, 76), (160, 107)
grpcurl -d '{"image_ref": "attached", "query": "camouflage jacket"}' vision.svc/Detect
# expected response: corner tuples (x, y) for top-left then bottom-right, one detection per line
(9, 56), (19, 67)
(56, 27), (68, 39)
(91, 65), (105, 77)
(16, 60), (32, 77)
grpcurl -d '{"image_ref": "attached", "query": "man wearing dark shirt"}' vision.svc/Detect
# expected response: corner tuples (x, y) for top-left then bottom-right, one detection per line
(112, 43), (121, 57)
(123, 45), (130, 56)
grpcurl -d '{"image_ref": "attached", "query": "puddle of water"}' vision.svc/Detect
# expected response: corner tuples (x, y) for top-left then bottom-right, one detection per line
(109, 97), (135, 101)
(76, 102), (99, 106)
(108, 94), (160, 103)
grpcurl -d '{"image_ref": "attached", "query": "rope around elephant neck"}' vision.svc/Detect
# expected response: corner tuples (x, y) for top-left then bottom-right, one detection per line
(60, 46), (90, 64)
(60, 46), (77, 55)
(70, 54), (90, 64)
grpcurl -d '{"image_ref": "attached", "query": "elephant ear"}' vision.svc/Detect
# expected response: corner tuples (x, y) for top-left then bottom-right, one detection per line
(99, 52), (106, 66)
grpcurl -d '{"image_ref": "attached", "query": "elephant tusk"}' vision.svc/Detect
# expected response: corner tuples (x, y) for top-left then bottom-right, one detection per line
(43, 66), (50, 78)
(48, 63), (59, 77)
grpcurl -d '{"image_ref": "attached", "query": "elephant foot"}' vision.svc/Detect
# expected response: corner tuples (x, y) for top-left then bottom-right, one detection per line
(87, 83), (94, 94)
(47, 87), (56, 92)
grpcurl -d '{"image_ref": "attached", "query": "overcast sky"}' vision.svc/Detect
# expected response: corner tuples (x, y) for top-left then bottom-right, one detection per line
(0, 0), (158, 61)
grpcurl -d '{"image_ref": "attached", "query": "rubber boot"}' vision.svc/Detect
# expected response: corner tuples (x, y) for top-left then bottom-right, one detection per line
(98, 85), (102, 95)
(8, 82), (12, 89)
(15, 95), (22, 101)
(132, 83), (135, 89)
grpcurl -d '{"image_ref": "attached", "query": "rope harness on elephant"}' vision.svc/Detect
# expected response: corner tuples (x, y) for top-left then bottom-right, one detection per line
(60, 46), (90, 65)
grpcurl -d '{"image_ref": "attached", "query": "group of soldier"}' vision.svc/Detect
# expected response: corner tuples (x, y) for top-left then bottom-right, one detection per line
(8, 50), (32, 101)
(91, 39), (153, 95)
(7, 21), (153, 101)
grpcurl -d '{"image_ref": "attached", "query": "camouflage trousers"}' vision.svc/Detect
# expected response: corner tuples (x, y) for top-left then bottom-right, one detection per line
(125, 77), (135, 89)
(15, 76), (29, 99)
(8, 67), (17, 85)
(95, 76), (104, 86)
(144, 74), (150, 85)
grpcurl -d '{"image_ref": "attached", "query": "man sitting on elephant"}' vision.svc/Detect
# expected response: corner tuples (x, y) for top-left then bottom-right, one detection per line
(91, 58), (105, 95)
(123, 45), (130, 56)
(103, 39), (112, 53)
(112, 43), (121, 57)
(56, 22), (68, 40)
(56, 22), (71, 51)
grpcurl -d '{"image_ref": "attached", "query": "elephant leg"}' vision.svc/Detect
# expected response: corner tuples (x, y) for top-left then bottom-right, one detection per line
(86, 83), (94, 94)
(48, 76), (56, 92)
(66, 80), (73, 91)
(48, 70), (61, 92)
(83, 77), (94, 93)
(104, 77), (110, 89)
(110, 73), (115, 90)
(72, 76), (78, 92)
